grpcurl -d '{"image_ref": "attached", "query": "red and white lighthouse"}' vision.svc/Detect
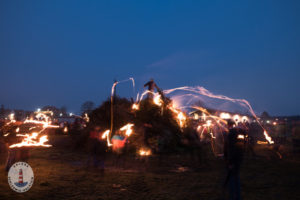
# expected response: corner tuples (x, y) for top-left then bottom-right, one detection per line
(18, 169), (23, 184)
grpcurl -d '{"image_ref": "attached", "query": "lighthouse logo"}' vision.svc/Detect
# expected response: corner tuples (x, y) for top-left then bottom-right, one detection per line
(8, 162), (34, 193)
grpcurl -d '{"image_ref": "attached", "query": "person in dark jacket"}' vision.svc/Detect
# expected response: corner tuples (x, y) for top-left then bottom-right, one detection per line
(87, 126), (106, 171)
(224, 120), (244, 200)
(144, 79), (160, 99)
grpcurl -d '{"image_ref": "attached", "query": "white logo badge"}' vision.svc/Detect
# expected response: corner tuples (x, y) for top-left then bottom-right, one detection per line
(8, 162), (34, 193)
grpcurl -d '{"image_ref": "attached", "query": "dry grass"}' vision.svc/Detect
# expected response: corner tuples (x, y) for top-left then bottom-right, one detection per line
(0, 135), (299, 200)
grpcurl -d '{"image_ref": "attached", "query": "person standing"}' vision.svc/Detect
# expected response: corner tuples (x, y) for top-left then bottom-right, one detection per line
(87, 126), (106, 172)
(144, 79), (160, 99)
(224, 120), (244, 200)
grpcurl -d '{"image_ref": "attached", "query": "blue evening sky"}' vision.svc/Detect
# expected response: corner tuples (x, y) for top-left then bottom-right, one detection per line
(0, 0), (299, 115)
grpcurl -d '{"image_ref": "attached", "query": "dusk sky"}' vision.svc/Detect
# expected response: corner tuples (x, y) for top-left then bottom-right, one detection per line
(0, 0), (299, 116)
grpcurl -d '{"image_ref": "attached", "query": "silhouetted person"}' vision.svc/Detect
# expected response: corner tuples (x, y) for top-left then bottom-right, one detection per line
(144, 79), (159, 99)
(87, 126), (105, 171)
(224, 120), (243, 200)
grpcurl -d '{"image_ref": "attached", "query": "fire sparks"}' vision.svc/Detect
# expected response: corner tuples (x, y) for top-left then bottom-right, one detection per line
(120, 123), (134, 137)
(24, 119), (59, 129)
(5, 113), (16, 125)
(263, 130), (274, 144)
(63, 126), (68, 133)
(84, 113), (90, 122)
(153, 94), (163, 106)
(9, 132), (51, 148)
(237, 134), (245, 140)
(177, 112), (186, 128)
(101, 130), (112, 146)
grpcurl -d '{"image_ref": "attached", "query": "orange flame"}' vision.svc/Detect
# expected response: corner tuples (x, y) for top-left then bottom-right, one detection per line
(9, 132), (51, 148)
(132, 103), (139, 110)
(120, 123), (134, 137)
(263, 130), (274, 144)
(139, 148), (151, 156)
(101, 130), (112, 146)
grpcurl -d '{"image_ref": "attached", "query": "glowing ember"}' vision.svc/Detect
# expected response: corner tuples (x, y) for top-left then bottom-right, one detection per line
(257, 140), (268, 145)
(4, 133), (10, 137)
(5, 113), (16, 125)
(15, 127), (20, 133)
(139, 148), (151, 156)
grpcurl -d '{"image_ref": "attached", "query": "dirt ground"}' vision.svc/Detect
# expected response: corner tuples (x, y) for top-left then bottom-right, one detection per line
(0, 135), (300, 200)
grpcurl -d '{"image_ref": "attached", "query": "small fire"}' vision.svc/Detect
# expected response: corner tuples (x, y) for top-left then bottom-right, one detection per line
(139, 148), (151, 156)
(202, 113), (206, 121)
(16, 127), (20, 133)
(263, 130), (274, 144)
(101, 130), (110, 139)
(220, 112), (231, 119)
(101, 130), (112, 146)
(196, 125), (202, 131)
(206, 120), (212, 127)
(120, 123), (134, 137)
(132, 103), (139, 110)
(9, 132), (51, 148)
(233, 115), (240, 123)
(241, 116), (248, 122)
(5, 113), (16, 125)
(194, 113), (199, 120)
(84, 113), (90, 122)
(237, 134), (245, 140)
(4, 133), (10, 137)
(257, 140), (268, 145)
(63, 126), (68, 133)
(153, 94), (163, 106)
(168, 104), (186, 128)
(210, 132), (216, 139)
(177, 112), (186, 128)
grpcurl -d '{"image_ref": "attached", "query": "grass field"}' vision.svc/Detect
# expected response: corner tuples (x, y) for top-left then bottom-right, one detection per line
(0, 135), (299, 200)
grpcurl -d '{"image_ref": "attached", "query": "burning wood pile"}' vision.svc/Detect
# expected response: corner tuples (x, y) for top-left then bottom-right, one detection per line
(86, 78), (275, 158)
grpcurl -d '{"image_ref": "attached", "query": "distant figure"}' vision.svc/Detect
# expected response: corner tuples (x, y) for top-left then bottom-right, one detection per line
(224, 120), (244, 200)
(144, 79), (160, 99)
(87, 126), (105, 171)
